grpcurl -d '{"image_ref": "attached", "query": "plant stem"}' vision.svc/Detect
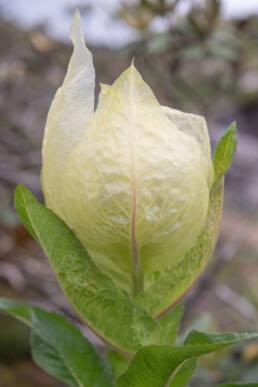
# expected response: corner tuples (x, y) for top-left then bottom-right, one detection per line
(132, 264), (144, 297)
(131, 242), (144, 297)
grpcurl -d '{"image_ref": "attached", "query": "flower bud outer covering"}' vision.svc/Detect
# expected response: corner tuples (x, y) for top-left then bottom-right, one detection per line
(41, 12), (214, 294)
(41, 10), (95, 218)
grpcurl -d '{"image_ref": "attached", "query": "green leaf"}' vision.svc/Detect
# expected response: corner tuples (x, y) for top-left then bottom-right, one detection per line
(0, 298), (32, 326)
(31, 333), (79, 386)
(31, 308), (113, 386)
(179, 313), (211, 344)
(213, 122), (237, 179)
(158, 304), (183, 345)
(169, 358), (197, 387)
(117, 330), (258, 387)
(183, 330), (255, 346)
(134, 179), (224, 317)
(0, 298), (113, 387)
(218, 384), (258, 387)
(106, 349), (130, 379)
(14, 185), (158, 354)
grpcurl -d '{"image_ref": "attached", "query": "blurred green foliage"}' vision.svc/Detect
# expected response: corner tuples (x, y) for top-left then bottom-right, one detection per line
(117, 0), (258, 115)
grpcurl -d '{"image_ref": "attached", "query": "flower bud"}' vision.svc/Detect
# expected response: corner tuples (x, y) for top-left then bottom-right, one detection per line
(41, 11), (214, 295)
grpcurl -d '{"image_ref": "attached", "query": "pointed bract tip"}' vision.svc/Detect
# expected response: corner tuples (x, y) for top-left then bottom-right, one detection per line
(69, 9), (83, 44)
(74, 8), (80, 18)
(73, 8), (81, 26)
(127, 58), (142, 79)
(129, 58), (137, 72)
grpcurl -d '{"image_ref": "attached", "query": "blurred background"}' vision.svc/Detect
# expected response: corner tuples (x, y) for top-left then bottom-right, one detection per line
(0, 0), (258, 386)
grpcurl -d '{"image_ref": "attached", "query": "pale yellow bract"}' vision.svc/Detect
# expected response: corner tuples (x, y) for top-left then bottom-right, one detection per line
(41, 11), (214, 295)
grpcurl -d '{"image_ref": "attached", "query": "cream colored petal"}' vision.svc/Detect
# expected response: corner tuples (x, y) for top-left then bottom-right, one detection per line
(60, 64), (212, 291)
(162, 106), (214, 187)
(41, 10), (95, 218)
(60, 63), (165, 290)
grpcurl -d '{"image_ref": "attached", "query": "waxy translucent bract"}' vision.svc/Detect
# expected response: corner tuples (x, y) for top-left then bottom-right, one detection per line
(41, 11), (214, 294)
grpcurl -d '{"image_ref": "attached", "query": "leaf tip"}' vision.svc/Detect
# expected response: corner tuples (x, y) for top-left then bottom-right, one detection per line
(228, 120), (237, 140)
(214, 121), (237, 179)
(14, 184), (30, 206)
(14, 184), (24, 205)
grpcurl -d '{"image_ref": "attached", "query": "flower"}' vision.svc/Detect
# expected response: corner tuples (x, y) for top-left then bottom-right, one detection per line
(41, 11), (214, 295)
